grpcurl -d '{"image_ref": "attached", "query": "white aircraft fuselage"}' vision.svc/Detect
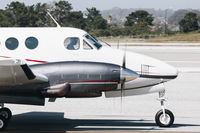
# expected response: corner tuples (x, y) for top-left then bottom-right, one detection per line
(0, 27), (178, 96)
(0, 27), (179, 129)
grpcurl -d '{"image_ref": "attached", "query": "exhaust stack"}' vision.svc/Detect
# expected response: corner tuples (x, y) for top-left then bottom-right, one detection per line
(41, 83), (70, 98)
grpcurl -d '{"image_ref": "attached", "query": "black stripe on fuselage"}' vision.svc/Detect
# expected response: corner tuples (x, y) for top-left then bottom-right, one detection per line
(140, 74), (177, 79)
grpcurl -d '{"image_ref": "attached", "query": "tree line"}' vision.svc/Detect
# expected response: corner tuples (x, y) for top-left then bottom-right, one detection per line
(0, 0), (199, 37)
(0, 1), (109, 31)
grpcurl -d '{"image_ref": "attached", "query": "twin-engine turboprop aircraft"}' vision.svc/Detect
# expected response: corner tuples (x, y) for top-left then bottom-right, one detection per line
(0, 27), (178, 130)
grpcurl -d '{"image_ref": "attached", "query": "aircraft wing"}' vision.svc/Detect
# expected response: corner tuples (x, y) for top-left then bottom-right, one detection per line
(0, 59), (48, 86)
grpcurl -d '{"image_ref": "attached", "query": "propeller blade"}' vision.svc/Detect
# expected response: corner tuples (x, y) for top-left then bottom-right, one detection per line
(120, 79), (125, 112)
(121, 42), (127, 112)
(121, 78), (125, 96)
(121, 45), (127, 96)
(122, 53), (126, 68)
(121, 55), (125, 109)
(121, 79), (124, 94)
(122, 43), (127, 68)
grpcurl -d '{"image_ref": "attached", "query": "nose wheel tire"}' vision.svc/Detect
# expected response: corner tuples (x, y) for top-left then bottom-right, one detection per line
(155, 109), (174, 127)
(0, 108), (12, 120)
(0, 116), (8, 131)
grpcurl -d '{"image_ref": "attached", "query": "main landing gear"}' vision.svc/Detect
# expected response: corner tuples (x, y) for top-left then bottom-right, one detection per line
(155, 91), (174, 127)
(0, 103), (12, 130)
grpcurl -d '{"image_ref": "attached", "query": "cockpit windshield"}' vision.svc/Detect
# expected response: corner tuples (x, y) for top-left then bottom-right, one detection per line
(84, 34), (102, 49)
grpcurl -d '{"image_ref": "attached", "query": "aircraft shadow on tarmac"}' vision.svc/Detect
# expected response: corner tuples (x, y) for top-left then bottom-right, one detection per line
(6, 112), (200, 131)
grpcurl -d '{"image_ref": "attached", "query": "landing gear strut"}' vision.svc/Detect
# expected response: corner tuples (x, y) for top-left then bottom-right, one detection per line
(0, 103), (12, 130)
(155, 91), (174, 127)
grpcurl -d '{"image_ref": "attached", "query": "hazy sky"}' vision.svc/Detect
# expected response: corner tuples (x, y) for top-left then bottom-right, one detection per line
(0, 0), (199, 11)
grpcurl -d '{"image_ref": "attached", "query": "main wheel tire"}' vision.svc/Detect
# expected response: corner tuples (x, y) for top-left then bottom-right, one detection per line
(155, 109), (174, 127)
(0, 116), (8, 131)
(0, 108), (12, 120)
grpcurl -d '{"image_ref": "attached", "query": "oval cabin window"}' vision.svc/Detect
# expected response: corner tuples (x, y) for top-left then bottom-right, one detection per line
(5, 37), (19, 50)
(25, 37), (38, 49)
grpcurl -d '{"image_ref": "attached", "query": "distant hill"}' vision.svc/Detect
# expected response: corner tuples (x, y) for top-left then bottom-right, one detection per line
(100, 7), (200, 27)
(168, 9), (200, 25)
(100, 7), (175, 26)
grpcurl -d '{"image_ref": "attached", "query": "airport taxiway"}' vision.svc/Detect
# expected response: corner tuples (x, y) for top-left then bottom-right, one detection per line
(4, 45), (200, 132)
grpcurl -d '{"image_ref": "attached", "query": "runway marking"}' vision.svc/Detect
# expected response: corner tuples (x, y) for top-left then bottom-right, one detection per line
(3, 131), (196, 133)
(166, 61), (200, 63)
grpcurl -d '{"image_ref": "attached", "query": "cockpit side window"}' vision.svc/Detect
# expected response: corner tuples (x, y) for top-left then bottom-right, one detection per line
(83, 40), (93, 50)
(84, 34), (102, 49)
(64, 37), (80, 50)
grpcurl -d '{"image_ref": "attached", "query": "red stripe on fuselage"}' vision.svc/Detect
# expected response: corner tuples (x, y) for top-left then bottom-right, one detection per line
(0, 56), (10, 58)
(25, 59), (48, 63)
(70, 80), (119, 83)
(0, 56), (48, 63)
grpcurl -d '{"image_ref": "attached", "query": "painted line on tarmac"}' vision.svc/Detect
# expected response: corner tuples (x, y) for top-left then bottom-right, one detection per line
(67, 131), (200, 133)
(166, 61), (200, 63)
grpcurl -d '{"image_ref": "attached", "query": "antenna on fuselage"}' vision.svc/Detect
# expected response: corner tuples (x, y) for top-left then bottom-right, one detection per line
(47, 10), (61, 28)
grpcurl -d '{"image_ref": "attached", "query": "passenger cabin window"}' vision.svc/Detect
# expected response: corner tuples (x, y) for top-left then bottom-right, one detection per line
(64, 37), (80, 50)
(25, 37), (38, 49)
(5, 37), (19, 50)
(83, 40), (93, 50)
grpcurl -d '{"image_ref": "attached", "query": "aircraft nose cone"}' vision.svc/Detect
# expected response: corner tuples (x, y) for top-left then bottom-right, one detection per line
(158, 63), (178, 80)
(165, 63), (178, 79)
(120, 68), (139, 82)
(172, 66), (178, 78)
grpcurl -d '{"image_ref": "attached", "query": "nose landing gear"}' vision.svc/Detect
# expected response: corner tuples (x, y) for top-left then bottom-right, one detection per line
(0, 103), (12, 130)
(155, 91), (174, 127)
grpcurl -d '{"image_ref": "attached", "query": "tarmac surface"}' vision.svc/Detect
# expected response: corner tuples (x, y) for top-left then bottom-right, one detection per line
(4, 45), (200, 132)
